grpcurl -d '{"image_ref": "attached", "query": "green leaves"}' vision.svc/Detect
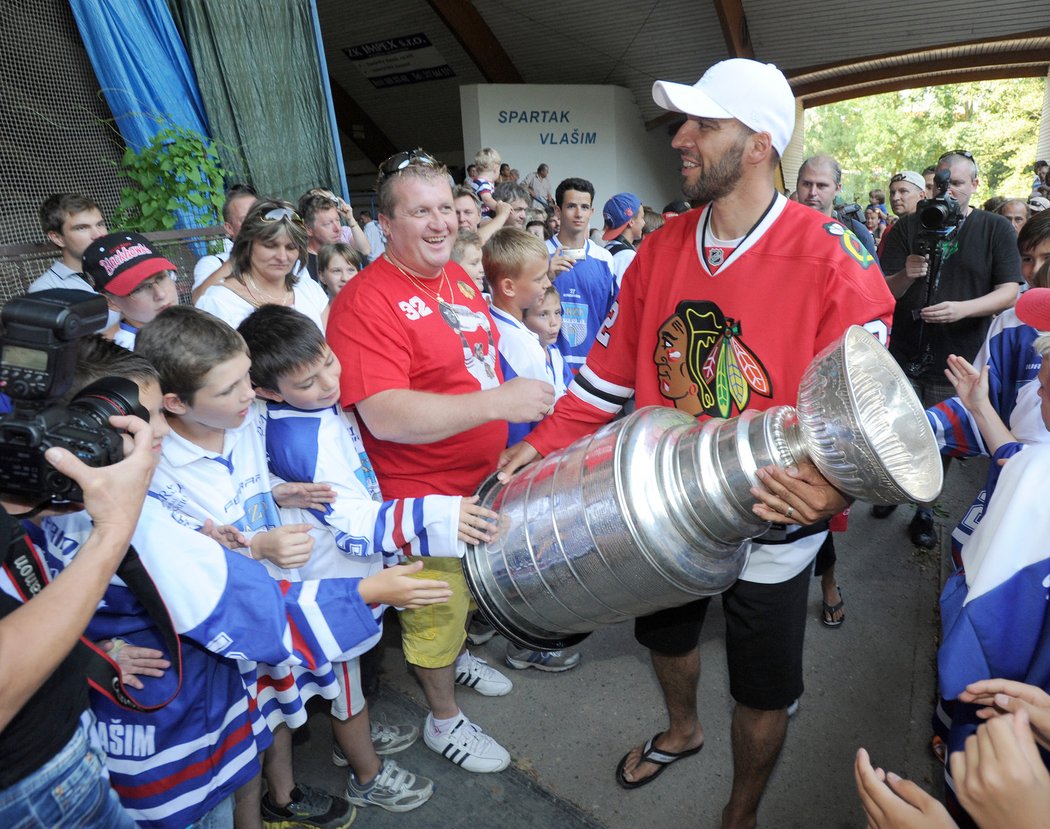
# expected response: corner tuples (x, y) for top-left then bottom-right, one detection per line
(113, 126), (226, 232)
(804, 79), (1044, 202)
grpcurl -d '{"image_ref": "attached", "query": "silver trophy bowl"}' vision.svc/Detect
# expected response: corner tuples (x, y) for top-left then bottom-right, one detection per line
(463, 326), (943, 650)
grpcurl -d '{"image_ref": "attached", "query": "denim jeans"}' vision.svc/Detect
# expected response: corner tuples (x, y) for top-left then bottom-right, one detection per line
(0, 721), (136, 829)
(187, 794), (234, 829)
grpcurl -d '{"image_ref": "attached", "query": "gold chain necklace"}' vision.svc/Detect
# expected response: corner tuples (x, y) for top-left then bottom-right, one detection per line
(385, 254), (452, 307)
(243, 272), (292, 308)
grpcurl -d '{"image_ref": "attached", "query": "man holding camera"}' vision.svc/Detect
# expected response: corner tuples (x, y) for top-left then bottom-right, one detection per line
(0, 412), (155, 827)
(877, 150), (1022, 545)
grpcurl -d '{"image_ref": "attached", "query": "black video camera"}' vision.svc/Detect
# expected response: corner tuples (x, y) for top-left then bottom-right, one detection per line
(0, 290), (147, 503)
(916, 168), (963, 237)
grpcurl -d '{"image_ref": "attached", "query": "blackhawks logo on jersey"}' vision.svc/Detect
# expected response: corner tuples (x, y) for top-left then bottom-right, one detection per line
(823, 222), (875, 269)
(653, 300), (772, 418)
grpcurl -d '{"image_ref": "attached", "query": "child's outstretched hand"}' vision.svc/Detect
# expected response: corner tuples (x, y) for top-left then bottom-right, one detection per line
(944, 354), (989, 414)
(249, 524), (314, 568)
(458, 496), (498, 545)
(359, 560), (452, 609)
(273, 481), (337, 511)
(199, 519), (249, 549)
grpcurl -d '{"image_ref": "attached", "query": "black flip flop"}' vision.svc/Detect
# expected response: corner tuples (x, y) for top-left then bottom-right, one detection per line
(614, 732), (704, 790)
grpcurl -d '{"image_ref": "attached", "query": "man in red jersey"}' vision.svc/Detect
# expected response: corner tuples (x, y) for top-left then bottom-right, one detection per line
(499, 59), (894, 828)
(327, 150), (553, 775)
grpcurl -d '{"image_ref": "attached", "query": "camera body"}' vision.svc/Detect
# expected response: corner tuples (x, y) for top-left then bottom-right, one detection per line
(0, 290), (145, 503)
(915, 168), (963, 237)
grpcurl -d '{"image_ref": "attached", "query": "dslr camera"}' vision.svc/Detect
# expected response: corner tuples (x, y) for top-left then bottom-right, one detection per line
(0, 289), (147, 503)
(915, 168), (963, 238)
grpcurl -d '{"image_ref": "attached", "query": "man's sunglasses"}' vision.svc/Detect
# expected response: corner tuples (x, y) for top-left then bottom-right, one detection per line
(377, 148), (440, 183)
(938, 149), (979, 177)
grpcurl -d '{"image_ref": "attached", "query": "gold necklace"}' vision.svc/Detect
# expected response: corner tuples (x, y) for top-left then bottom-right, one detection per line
(386, 254), (452, 307)
(243, 272), (292, 308)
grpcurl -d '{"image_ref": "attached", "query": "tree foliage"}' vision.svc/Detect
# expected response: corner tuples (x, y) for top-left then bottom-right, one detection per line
(804, 78), (1044, 204)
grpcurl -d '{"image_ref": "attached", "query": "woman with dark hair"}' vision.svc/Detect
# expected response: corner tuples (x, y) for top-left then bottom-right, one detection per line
(195, 199), (329, 331)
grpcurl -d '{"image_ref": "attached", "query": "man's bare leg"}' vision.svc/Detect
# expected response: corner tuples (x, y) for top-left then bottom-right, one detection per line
(720, 704), (789, 829)
(233, 770), (262, 829)
(619, 648), (705, 784)
(414, 663), (458, 719)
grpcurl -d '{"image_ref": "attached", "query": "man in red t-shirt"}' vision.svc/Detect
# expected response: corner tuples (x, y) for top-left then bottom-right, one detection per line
(327, 152), (553, 775)
(499, 60), (893, 827)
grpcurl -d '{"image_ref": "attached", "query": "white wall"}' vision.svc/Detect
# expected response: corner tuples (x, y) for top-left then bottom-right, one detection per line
(460, 84), (682, 215)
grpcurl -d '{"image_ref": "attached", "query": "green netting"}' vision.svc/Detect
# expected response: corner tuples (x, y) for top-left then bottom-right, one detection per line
(169, 0), (341, 203)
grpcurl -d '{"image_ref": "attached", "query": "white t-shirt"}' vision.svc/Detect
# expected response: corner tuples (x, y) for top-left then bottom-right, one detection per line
(192, 238), (233, 289)
(195, 277), (328, 331)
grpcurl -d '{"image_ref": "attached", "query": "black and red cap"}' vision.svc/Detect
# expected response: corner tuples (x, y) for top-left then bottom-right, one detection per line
(82, 232), (176, 296)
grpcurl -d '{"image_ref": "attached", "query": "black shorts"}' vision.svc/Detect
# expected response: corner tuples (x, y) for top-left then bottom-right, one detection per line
(633, 565), (811, 710)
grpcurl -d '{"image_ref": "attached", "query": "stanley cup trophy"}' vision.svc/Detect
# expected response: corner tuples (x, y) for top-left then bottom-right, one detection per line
(462, 326), (943, 651)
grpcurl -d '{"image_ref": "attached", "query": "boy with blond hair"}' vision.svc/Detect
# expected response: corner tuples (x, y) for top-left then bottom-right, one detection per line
(483, 228), (580, 674)
(452, 230), (485, 293)
(470, 147), (501, 220)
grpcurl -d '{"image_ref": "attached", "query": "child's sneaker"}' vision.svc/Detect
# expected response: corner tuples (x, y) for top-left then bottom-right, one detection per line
(346, 758), (434, 812)
(454, 651), (513, 696)
(505, 646), (581, 672)
(423, 712), (511, 773)
(261, 783), (356, 828)
(331, 719), (419, 766)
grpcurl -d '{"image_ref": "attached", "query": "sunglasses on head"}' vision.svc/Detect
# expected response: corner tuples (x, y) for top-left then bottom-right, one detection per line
(938, 149), (979, 177)
(260, 207), (304, 226)
(377, 148), (440, 183)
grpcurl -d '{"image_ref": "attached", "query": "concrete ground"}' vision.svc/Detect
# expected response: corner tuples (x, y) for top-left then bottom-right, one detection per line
(295, 456), (987, 828)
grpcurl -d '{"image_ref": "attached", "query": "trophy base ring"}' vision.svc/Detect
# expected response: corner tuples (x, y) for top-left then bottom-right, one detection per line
(463, 473), (590, 653)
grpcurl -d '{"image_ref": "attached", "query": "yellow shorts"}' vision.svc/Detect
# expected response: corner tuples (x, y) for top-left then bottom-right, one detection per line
(398, 556), (475, 668)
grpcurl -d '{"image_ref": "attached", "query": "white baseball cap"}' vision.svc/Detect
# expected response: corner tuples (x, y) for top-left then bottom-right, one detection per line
(652, 59), (796, 156)
(889, 171), (926, 193)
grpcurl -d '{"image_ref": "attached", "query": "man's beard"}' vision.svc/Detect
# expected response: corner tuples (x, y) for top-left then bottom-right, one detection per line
(682, 135), (747, 203)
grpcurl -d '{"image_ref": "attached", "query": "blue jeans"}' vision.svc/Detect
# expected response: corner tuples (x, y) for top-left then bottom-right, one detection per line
(0, 721), (136, 829)
(187, 794), (234, 829)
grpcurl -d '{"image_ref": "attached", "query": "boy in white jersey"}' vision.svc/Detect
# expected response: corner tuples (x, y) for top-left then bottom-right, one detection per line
(482, 229), (581, 673)
(137, 306), (453, 828)
(82, 232), (178, 351)
(238, 305), (498, 813)
(524, 285), (572, 401)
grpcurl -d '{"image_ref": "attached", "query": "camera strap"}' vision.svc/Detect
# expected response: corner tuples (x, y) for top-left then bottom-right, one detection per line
(0, 511), (184, 713)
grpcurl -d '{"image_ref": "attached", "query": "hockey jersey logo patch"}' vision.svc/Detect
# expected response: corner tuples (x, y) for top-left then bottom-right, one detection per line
(823, 222), (875, 269)
(561, 301), (588, 347)
(653, 300), (772, 418)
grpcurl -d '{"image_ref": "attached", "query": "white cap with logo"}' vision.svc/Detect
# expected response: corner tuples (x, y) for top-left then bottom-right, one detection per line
(652, 59), (796, 156)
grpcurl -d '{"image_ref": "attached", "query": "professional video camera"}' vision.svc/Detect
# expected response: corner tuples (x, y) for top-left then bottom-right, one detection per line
(0, 290), (147, 503)
(904, 168), (964, 378)
(915, 168), (963, 237)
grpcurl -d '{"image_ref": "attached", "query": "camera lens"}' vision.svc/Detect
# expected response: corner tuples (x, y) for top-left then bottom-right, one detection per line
(68, 377), (147, 428)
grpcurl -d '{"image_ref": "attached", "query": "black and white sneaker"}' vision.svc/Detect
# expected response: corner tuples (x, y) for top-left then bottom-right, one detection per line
(423, 713), (511, 773)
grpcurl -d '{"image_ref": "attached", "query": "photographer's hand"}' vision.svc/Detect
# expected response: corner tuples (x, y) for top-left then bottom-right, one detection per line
(885, 255), (929, 299)
(0, 414), (156, 731)
(921, 301), (964, 324)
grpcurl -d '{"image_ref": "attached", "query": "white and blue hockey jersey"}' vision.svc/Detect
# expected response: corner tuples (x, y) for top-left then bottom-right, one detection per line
(19, 499), (379, 829)
(265, 402), (465, 659)
(545, 237), (618, 372)
(148, 402), (336, 729)
(489, 306), (553, 445)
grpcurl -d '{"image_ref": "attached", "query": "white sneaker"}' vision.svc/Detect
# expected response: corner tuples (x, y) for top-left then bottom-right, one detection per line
(454, 651), (513, 696)
(423, 713), (511, 773)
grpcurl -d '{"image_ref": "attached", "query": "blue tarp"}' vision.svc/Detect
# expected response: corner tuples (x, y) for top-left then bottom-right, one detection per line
(69, 0), (210, 152)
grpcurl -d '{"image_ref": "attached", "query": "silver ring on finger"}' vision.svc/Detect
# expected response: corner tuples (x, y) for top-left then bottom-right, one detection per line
(785, 506), (795, 519)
